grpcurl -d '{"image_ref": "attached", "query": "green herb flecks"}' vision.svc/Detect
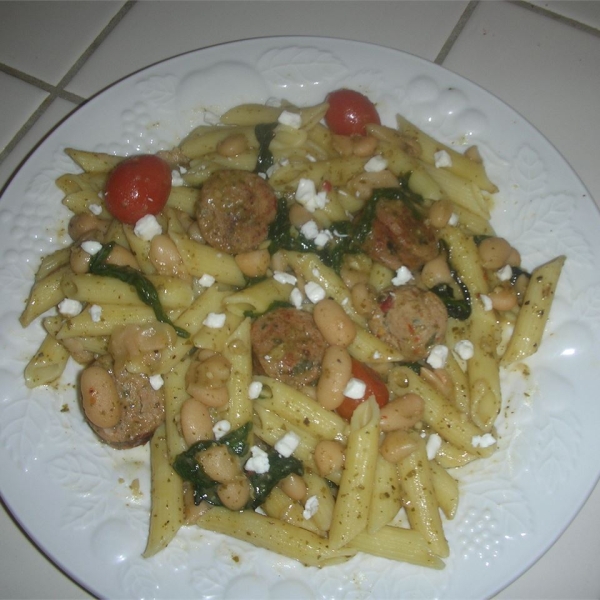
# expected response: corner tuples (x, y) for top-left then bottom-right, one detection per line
(254, 122), (278, 176)
(88, 242), (189, 338)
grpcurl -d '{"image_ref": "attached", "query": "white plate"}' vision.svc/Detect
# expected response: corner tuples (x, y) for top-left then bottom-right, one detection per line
(1, 37), (599, 600)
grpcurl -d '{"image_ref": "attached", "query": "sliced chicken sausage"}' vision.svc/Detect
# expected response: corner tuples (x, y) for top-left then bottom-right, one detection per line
(251, 307), (327, 389)
(196, 169), (277, 255)
(362, 199), (438, 271)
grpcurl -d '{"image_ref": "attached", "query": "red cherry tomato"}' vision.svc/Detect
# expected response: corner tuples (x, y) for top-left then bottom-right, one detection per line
(336, 359), (389, 421)
(325, 89), (381, 136)
(104, 154), (172, 224)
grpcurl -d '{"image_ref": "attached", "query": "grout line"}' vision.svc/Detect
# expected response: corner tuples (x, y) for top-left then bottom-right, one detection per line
(0, 0), (136, 166)
(510, 1), (600, 37)
(434, 0), (479, 65)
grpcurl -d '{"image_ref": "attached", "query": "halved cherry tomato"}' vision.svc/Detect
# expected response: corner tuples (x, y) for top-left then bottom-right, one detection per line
(104, 154), (171, 224)
(325, 89), (381, 136)
(336, 358), (389, 421)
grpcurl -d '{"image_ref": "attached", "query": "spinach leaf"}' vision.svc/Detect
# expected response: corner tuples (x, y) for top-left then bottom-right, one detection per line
(88, 242), (189, 338)
(172, 422), (252, 506)
(254, 122), (278, 176)
(247, 450), (304, 509)
(268, 197), (318, 255)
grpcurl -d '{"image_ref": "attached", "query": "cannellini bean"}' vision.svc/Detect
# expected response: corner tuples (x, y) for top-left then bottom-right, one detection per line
(379, 393), (424, 432)
(506, 247), (521, 267)
(421, 255), (453, 288)
(316, 345), (353, 410)
(70, 246), (92, 274)
(314, 440), (345, 477)
(68, 213), (109, 242)
(289, 203), (313, 229)
(379, 430), (418, 463)
(350, 282), (377, 317)
(218, 476), (252, 510)
(104, 244), (140, 269)
(188, 384), (229, 408)
(216, 133), (249, 157)
(352, 135), (378, 157)
(488, 286), (518, 311)
(234, 249), (271, 278)
(280, 473), (307, 502)
(340, 254), (372, 289)
(180, 398), (214, 446)
(478, 237), (512, 270)
(428, 199), (454, 229)
(149, 234), (188, 279)
(313, 299), (356, 347)
(197, 445), (240, 483)
(80, 365), (122, 429)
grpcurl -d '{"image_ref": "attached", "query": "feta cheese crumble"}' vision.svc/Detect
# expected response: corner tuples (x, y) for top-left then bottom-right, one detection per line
(171, 169), (185, 187)
(80, 240), (103, 256)
(426, 433), (442, 460)
(344, 377), (367, 399)
(472, 433), (497, 449)
(248, 381), (263, 400)
(480, 294), (493, 311)
(245, 445), (270, 474)
(89, 304), (102, 323)
(134, 214), (162, 241)
(454, 339), (475, 361)
(273, 271), (297, 286)
(289, 287), (303, 309)
(202, 312), (226, 329)
(364, 155), (388, 173)
(197, 273), (216, 287)
(448, 212), (459, 226)
(213, 420), (231, 440)
(434, 149), (453, 168)
(391, 266), (414, 286)
(274, 432), (300, 458)
(58, 298), (83, 317)
(305, 281), (326, 304)
(295, 178), (329, 212)
(303, 495), (319, 520)
(149, 374), (164, 391)
(277, 110), (302, 129)
(88, 203), (102, 216)
(496, 265), (513, 281)
(426, 344), (449, 369)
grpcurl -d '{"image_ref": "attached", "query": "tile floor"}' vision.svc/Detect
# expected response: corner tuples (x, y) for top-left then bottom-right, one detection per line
(1, 2), (599, 599)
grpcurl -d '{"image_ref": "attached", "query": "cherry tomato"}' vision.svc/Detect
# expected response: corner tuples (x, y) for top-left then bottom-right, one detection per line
(104, 154), (172, 224)
(336, 359), (389, 421)
(325, 89), (381, 136)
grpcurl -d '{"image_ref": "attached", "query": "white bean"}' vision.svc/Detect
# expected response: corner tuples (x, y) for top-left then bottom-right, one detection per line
(80, 365), (121, 428)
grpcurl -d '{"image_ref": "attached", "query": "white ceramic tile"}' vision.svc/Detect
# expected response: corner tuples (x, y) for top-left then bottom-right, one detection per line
(0, 73), (48, 154)
(530, 0), (600, 29)
(443, 1), (600, 207)
(0, 97), (78, 193)
(66, 0), (469, 98)
(0, 502), (90, 599)
(497, 482), (600, 599)
(0, 0), (126, 85)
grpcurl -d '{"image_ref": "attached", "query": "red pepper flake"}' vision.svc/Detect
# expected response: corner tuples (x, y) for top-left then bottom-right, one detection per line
(380, 294), (394, 313)
(321, 180), (333, 192)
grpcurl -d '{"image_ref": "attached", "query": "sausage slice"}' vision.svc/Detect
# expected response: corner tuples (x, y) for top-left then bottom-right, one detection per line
(362, 199), (438, 271)
(196, 169), (277, 255)
(251, 308), (327, 388)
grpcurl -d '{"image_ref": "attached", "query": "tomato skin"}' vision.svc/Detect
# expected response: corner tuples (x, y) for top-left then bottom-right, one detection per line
(325, 89), (381, 136)
(104, 155), (172, 224)
(336, 359), (389, 421)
